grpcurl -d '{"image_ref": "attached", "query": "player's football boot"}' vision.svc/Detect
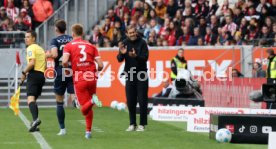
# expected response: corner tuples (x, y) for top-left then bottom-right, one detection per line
(29, 119), (41, 132)
(85, 131), (92, 139)
(57, 129), (66, 136)
(92, 94), (102, 107)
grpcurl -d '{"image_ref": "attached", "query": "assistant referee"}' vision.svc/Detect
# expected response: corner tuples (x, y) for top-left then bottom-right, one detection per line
(20, 30), (46, 132)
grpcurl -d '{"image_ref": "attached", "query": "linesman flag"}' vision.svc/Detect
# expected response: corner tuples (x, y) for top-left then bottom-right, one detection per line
(9, 87), (20, 115)
(9, 51), (22, 115)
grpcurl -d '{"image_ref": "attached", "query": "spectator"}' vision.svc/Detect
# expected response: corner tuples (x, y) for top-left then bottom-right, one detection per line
(6, 0), (19, 22)
(182, 0), (193, 16)
(184, 18), (195, 35)
(256, 0), (271, 13)
(264, 17), (273, 31)
(173, 9), (183, 25)
(155, 0), (167, 20)
(148, 9), (162, 24)
(210, 15), (219, 44)
(89, 26), (104, 47)
(246, 24), (259, 44)
(0, 7), (8, 22)
(217, 28), (227, 45)
(233, 7), (244, 27)
(204, 26), (212, 45)
(103, 37), (111, 47)
(137, 16), (147, 37)
(21, 0), (34, 20)
(252, 62), (266, 78)
(115, 0), (130, 20)
(14, 16), (29, 31)
(142, 2), (152, 19)
(158, 17), (170, 36)
(166, 0), (178, 18)
(234, 31), (243, 45)
(155, 78), (172, 97)
(32, 0), (54, 29)
(167, 22), (176, 46)
(0, 18), (12, 31)
(207, 0), (219, 19)
(147, 31), (157, 46)
(239, 18), (248, 38)
(259, 5), (270, 27)
(162, 39), (168, 46)
(17, 8), (31, 29)
(271, 0), (276, 15)
(183, 7), (195, 23)
(144, 19), (161, 40)
(232, 68), (244, 78)
(216, 0), (230, 16)
(123, 13), (130, 27)
(101, 17), (114, 40)
(197, 37), (204, 46)
(198, 17), (207, 36)
(273, 23), (276, 35)
(156, 37), (162, 46)
(188, 27), (200, 45)
(131, 0), (142, 17)
(244, 6), (260, 21)
(223, 15), (237, 36)
(258, 25), (274, 46)
(107, 9), (122, 27)
(111, 27), (123, 47)
(194, 0), (209, 20)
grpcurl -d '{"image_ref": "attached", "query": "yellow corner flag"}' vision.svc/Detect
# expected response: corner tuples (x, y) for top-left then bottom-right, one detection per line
(9, 87), (20, 116)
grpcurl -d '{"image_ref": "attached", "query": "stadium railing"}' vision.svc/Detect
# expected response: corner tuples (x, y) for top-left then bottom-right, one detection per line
(0, 31), (26, 49)
(35, 0), (117, 50)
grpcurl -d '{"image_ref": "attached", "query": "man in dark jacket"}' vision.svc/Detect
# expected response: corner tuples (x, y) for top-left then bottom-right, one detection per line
(117, 25), (149, 132)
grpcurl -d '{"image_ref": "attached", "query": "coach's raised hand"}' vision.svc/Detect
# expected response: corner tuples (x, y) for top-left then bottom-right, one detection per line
(119, 42), (127, 54)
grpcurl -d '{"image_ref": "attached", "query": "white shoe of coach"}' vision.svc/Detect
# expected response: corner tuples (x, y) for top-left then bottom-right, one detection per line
(136, 125), (145, 132)
(126, 125), (136, 131)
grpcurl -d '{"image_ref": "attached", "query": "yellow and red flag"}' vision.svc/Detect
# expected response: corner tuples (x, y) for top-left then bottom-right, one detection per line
(9, 87), (20, 115)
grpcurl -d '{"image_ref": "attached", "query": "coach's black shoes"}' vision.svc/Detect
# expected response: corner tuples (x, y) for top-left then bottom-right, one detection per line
(29, 119), (41, 132)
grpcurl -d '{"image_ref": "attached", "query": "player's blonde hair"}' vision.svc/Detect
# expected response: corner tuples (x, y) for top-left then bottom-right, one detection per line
(71, 24), (83, 36)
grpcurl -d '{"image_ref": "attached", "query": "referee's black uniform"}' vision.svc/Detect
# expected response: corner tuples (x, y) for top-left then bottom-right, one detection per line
(117, 36), (149, 128)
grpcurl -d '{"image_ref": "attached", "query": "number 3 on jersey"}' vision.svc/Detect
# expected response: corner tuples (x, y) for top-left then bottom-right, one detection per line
(79, 45), (87, 62)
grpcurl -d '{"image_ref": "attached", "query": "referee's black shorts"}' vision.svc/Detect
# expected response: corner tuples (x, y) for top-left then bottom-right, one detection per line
(26, 70), (45, 98)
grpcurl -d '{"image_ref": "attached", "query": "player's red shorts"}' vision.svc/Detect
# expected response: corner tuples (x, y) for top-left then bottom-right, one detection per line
(74, 80), (97, 106)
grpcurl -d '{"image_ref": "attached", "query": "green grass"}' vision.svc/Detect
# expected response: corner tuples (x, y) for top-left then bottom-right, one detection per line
(0, 108), (267, 149)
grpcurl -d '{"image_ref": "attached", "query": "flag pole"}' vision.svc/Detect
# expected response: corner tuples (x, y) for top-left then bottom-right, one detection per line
(15, 51), (19, 93)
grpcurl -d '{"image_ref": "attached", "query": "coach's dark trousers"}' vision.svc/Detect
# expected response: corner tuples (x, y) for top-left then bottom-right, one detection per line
(125, 73), (148, 126)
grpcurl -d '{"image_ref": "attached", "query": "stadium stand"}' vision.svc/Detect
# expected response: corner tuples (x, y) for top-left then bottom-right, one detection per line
(89, 0), (276, 48)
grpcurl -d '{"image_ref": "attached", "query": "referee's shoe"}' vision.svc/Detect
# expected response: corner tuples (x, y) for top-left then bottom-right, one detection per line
(29, 119), (41, 132)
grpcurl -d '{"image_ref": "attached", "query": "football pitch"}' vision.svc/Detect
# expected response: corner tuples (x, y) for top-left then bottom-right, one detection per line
(0, 108), (267, 149)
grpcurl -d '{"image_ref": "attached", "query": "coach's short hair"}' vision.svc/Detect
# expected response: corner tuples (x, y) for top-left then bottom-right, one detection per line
(72, 24), (83, 36)
(26, 30), (37, 39)
(55, 19), (66, 33)
(126, 25), (137, 32)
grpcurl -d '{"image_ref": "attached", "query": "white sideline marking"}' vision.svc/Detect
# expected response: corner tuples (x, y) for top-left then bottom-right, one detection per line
(19, 112), (52, 149)
(78, 120), (104, 133)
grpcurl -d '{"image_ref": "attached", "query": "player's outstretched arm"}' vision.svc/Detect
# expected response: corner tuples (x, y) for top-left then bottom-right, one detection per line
(95, 57), (104, 71)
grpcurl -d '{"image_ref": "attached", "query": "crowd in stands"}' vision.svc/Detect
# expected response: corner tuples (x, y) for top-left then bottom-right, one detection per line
(0, 0), (65, 47)
(89, 0), (276, 48)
